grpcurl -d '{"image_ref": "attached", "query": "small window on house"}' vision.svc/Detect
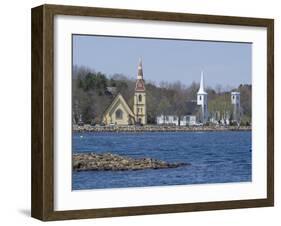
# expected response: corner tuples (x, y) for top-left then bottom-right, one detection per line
(115, 109), (123, 119)
(139, 94), (142, 102)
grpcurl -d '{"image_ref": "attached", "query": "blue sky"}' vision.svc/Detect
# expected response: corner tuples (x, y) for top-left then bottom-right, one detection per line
(73, 35), (252, 89)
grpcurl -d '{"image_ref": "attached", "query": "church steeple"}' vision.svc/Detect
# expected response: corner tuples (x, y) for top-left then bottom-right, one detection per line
(197, 71), (208, 123)
(134, 58), (147, 125)
(137, 57), (143, 80)
(135, 58), (145, 92)
(198, 71), (207, 94)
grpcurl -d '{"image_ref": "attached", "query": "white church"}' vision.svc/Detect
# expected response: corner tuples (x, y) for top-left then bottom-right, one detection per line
(196, 71), (242, 125)
(157, 71), (241, 126)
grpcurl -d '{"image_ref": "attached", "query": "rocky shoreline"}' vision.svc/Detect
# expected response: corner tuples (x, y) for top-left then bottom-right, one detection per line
(73, 125), (251, 133)
(73, 152), (189, 171)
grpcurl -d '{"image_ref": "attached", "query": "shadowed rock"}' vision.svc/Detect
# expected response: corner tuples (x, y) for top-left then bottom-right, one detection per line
(73, 152), (190, 171)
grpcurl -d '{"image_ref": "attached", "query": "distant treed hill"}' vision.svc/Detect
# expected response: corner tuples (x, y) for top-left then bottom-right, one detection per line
(72, 66), (252, 125)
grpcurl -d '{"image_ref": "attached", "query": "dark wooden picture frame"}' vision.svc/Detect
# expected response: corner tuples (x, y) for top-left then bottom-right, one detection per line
(31, 4), (274, 221)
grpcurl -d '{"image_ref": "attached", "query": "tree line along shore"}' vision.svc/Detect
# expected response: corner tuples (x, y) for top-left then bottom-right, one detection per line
(73, 124), (251, 132)
(72, 66), (252, 126)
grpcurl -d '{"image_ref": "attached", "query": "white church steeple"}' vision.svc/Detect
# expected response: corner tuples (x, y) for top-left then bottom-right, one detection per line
(198, 71), (207, 94)
(197, 71), (208, 123)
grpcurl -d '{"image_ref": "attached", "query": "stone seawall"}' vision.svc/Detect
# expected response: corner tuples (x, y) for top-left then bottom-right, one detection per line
(73, 152), (189, 171)
(73, 124), (251, 133)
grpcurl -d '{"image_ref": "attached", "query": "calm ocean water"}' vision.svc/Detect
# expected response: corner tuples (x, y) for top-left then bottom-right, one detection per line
(72, 131), (252, 190)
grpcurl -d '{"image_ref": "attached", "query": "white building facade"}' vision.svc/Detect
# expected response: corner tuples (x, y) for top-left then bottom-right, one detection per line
(156, 115), (196, 126)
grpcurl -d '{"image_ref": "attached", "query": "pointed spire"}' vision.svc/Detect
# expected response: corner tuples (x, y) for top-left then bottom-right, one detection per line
(200, 71), (204, 90)
(138, 57), (142, 68)
(137, 57), (143, 80)
(198, 71), (207, 94)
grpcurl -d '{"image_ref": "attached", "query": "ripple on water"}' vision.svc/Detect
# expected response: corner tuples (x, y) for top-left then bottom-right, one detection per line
(72, 131), (252, 190)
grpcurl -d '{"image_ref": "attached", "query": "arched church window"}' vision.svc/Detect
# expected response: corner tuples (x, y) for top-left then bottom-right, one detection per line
(199, 96), (202, 100)
(115, 109), (123, 119)
(138, 94), (142, 102)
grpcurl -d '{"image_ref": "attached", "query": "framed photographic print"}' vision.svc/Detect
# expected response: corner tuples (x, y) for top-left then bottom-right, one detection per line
(31, 4), (274, 221)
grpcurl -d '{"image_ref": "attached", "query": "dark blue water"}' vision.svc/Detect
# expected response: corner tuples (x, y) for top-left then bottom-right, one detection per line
(72, 131), (251, 190)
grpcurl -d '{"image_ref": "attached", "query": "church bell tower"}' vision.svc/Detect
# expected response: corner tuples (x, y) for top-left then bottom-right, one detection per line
(133, 58), (147, 125)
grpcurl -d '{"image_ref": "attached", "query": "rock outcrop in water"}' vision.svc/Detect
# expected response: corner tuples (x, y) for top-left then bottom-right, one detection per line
(73, 152), (189, 171)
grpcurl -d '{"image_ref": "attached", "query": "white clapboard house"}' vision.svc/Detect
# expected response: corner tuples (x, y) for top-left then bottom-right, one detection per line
(156, 115), (196, 126)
